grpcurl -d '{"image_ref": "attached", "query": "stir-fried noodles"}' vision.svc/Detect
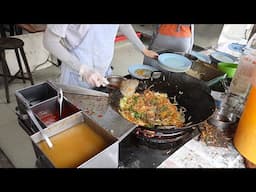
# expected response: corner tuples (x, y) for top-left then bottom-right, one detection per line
(119, 90), (185, 128)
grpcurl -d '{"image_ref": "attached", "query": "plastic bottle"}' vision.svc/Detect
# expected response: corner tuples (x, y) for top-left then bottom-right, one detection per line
(229, 34), (256, 97)
(233, 33), (256, 164)
(225, 33), (256, 117)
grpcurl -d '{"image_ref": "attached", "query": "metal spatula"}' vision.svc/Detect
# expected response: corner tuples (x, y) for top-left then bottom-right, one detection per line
(101, 77), (139, 96)
(120, 79), (139, 97)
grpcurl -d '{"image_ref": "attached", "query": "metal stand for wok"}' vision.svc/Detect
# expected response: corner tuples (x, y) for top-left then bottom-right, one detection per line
(119, 126), (200, 168)
(133, 126), (198, 148)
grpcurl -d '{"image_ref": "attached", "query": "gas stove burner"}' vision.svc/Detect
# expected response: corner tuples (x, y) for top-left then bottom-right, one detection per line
(119, 126), (200, 167)
(135, 127), (188, 138)
(133, 127), (197, 150)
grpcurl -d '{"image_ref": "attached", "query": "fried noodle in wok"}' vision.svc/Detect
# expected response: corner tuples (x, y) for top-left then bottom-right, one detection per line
(119, 90), (185, 128)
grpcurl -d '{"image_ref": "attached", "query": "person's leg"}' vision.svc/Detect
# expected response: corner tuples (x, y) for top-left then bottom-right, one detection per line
(14, 25), (23, 35)
(0, 24), (6, 37)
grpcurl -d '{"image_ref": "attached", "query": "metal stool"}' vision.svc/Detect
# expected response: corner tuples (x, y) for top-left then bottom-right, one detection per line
(0, 37), (34, 103)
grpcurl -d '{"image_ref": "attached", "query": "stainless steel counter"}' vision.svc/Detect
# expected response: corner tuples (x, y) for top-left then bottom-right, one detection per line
(63, 87), (244, 168)
(53, 82), (137, 142)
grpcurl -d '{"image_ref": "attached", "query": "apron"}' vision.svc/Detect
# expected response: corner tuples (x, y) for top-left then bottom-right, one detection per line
(149, 24), (193, 53)
(144, 24), (194, 69)
(60, 24), (119, 88)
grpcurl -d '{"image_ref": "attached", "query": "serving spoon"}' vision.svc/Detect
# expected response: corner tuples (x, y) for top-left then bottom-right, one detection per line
(58, 88), (63, 119)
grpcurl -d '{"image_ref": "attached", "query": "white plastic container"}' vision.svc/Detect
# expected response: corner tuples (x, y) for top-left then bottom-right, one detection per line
(225, 33), (256, 117)
(229, 33), (256, 97)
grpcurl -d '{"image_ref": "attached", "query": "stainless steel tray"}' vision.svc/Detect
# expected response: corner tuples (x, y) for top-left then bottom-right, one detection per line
(185, 60), (226, 86)
(52, 82), (138, 141)
(31, 111), (119, 168)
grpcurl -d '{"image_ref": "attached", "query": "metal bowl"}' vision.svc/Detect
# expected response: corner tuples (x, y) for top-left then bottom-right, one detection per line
(208, 109), (237, 130)
(106, 75), (126, 89)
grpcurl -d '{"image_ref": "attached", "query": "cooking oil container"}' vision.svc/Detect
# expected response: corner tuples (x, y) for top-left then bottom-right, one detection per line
(31, 111), (118, 168)
(234, 33), (256, 163)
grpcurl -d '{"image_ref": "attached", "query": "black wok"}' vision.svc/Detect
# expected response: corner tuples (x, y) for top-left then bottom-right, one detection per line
(109, 72), (216, 133)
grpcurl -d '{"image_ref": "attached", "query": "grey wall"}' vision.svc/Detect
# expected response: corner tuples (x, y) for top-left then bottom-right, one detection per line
(194, 24), (224, 49)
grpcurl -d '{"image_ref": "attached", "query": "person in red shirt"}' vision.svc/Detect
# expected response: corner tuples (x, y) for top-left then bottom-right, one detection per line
(150, 24), (194, 53)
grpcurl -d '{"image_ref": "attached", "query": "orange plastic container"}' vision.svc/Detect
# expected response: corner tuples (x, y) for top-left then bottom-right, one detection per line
(233, 38), (256, 163)
(234, 86), (256, 163)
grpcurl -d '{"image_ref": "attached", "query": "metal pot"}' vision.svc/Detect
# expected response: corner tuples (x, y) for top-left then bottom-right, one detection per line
(207, 107), (237, 130)
(106, 75), (127, 89)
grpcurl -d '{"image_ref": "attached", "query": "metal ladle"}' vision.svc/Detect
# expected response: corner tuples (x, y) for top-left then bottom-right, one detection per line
(27, 109), (53, 148)
(58, 88), (63, 119)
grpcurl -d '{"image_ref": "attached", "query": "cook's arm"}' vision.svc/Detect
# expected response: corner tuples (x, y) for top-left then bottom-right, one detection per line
(119, 24), (158, 58)
(43, 26), (106, 87)
(119, 24), (145, 52)
(43, 27), (82, 72)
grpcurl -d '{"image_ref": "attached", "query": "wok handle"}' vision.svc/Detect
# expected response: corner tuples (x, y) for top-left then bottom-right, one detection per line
(206, 74), (227, 87)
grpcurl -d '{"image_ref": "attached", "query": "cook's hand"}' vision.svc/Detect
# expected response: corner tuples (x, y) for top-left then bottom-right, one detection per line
(142, 48), (159, 59)
(79, 65), (106, 87)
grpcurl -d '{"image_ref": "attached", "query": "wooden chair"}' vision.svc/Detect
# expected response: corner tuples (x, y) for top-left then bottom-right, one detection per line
(0, 37), (34, 103)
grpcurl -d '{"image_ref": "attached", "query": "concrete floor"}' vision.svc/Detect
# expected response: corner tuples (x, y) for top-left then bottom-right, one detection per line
(0, 148), (13, 168)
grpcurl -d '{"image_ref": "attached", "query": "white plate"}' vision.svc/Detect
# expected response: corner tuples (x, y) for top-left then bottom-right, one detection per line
(158, 53), (192, 72)
(128, 64), (159, 79)
(191, 51), (211, 63)
(210, 52), (237, 63)
(158, 63), (190, 73)
(228, 43), (245, 53)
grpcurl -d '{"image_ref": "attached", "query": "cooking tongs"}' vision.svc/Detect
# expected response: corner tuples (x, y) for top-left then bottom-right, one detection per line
(27, 109), (53, 148)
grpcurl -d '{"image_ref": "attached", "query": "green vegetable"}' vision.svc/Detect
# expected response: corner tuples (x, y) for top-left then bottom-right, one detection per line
(160, 106), (168, 112)
(146, 124), (154, 128)
(120, 97), (127, 108)
(133, 96), (139, 104)
(134, 112), (142, 119)
(150, 98), (159, 105)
